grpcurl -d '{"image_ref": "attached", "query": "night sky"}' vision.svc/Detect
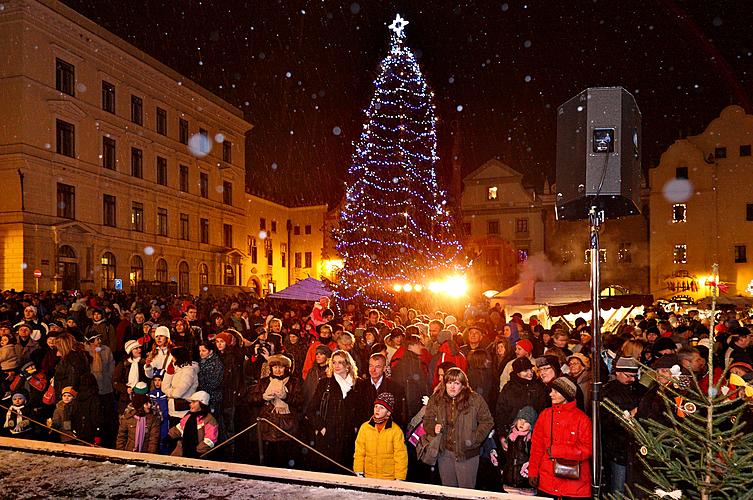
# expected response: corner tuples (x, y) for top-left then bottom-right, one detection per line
(61, 0), (753, 207)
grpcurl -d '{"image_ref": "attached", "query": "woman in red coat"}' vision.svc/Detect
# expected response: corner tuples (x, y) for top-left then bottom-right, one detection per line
(528, 376), (592, 499)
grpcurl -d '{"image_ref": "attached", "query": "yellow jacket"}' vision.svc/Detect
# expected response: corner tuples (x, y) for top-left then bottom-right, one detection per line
(353, 418), (408, 480)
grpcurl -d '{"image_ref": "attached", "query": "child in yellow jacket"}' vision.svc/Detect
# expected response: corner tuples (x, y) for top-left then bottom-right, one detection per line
(353, 392), (408, 480)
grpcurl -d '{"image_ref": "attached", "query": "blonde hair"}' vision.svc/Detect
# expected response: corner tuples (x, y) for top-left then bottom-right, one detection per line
(327, 349), (358, 379)
(54, 333), (81, 359)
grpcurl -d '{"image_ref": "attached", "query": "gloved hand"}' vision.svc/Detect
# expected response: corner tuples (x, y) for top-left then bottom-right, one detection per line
(529, 476), (539, 488)
(421, 395), (429, 406)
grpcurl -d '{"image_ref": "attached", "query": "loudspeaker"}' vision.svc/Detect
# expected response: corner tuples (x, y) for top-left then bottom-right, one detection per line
(555, 87), (642, 220)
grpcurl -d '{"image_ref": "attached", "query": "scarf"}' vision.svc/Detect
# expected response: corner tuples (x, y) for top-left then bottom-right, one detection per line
(182, 410), (206, 458)
(133, 415), (147, 452)
(263, 377), (290, 414)
(89, 345), (103, 375)
(508, 426), (532, 442)
(127, 358), (141, 388)
(93, 318), (105, 325)
(334, 372), (353, 398)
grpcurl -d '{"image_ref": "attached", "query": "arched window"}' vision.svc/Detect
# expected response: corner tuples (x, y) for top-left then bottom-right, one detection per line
(130, 255), (143, 287)
(59, 245), (78, 290)
(223, 264), (235, 285)
(199, 263), (209, 287)
(59, 245), (76, 259)
(101, 252), (116, 290)
(156, 258), (168, 282)
(179, 261), (189, 294)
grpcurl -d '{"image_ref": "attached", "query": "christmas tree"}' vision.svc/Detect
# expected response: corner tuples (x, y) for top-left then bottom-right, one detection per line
(333, 15), (463, 307)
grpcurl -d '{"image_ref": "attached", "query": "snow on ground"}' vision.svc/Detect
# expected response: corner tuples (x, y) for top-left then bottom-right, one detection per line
(0, 450), (420, 499)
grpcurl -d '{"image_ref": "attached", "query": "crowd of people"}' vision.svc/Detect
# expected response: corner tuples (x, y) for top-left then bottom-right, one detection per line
(1, 288), (752, 498)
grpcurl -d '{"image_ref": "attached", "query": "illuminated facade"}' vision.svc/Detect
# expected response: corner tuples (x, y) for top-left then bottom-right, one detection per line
(649, 105), (753, 301)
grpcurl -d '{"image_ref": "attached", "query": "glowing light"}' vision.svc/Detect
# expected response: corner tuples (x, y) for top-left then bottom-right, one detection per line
(414, 284), (423, 292)
(403, 283), (413, 292)
(483, 289), (499, 298)
(259, 230), (268, 240)
(393, 284), (403, 292)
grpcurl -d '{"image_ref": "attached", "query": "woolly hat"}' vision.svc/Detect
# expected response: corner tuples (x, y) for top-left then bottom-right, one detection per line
(189, 391), (210, 406)
(567, 353), (591, 369)
(267, 354), (292, 369)
(515, 405), (538, 426)
(132, 393), (149, 408)
(315, 344), (332, 357)
(614, 356), (640, 373)
(61, 386), (77, 398)
(374, 392), (395, 414)
(550, 377), (578, 402)
(652, 354), (680, 370)
(133, 381), (149, 395)
(11, 391), (27, 403)
(512, 357), (533, 374)
(215, 331), (234, 346)
(437, 330), (453, 345)
(154, 325), (171, 339)
(124, 340), (141, 355)
(535, 355), (559, 371)
(516, 339), (534, 354)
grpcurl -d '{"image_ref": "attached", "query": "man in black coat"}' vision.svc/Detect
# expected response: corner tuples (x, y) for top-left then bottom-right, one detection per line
(362, 353), (406, 427)
(601, 356), (647, 495)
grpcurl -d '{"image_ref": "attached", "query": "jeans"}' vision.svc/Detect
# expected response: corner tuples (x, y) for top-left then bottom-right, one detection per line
(610, 461), (627, 495)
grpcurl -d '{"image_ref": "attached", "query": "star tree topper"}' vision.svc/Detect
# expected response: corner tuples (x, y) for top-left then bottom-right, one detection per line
(388, 14), (409, 39)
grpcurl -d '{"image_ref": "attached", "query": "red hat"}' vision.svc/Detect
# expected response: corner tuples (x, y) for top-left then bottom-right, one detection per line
(516, 339), (534, 354)
(374, 392), (395, 414)
(215, 332), (235, 346)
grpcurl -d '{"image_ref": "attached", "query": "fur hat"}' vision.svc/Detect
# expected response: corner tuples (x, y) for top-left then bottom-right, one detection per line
(188, 391), (210, 406)
(512, 357), (533, 374)
(535, 355), (559, 371)
(267, 354), (292, 369)
(124, 340), (141, 355)
(154, 325), (171, 339)
(133, 381), (149, 395)
(550, 377), (578, 402)
(516, 339), (534, 354)
(567, 352), (591, 369)
(374, 392), (395, 414)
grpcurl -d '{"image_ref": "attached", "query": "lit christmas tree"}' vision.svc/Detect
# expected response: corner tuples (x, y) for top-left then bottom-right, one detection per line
(334, 14), (464, 307)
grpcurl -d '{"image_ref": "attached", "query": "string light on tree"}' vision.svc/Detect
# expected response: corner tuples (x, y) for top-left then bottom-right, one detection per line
(333, 14), (464, 307)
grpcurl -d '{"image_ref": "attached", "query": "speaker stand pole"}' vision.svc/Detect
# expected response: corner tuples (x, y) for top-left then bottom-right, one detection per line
(589, 205), (604, 497)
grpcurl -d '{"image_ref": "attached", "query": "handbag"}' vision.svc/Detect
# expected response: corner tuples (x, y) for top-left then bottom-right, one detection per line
(416, 431), (442, 466)
(548, 410), (580, 480)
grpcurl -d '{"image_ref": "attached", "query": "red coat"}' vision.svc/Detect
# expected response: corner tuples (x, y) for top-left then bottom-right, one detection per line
(529, 400), (592, 498)
(431, 342), (467, 387)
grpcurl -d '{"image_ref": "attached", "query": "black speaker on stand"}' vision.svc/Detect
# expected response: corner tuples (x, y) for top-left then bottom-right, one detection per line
(555, 87), (642, 497)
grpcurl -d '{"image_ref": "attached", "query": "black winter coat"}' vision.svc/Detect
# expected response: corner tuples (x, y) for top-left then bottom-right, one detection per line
(198, 351), (224, 410)
(218, 346), (245, 408)
(391, 350), (430, 421)
(249, 374), (304, 441)
(601, 379), (646, 465)
(112, 357), (148, 414)
(495, 375), (549, 436)
(70, 373), (102, 444)
(54, 350), (91, 401)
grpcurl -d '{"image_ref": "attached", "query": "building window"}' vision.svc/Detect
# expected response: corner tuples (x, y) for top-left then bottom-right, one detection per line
(223, 140), (232, 162)
(55, 58), (75, 96)
(224, 265), (235, 285)
(223, 181), (232, 205)
(179, 165), (189, 192)
(156, 258), (168, 282)
(714, 147), (727, 159)
(156, 156), (168, 186)
(223, 224), (233, 247)
(305, 224), (312, 235)
(103, 194), (116, 227)
(199, 172), (209, 198)
(740, 145), (751, 157)
(101, 81), (115, 113)
(250, 237), (257, 263)
(618, 242), (632, 263)
(294, 252), (302, 268)
(485, 247), (500, 267)
(199, 128), (209, 153)
(675, 167), (688, 179)
(179, 261), (189, 294)
(56, 119), (75, 157)
(515, 218), (529, 234)
(179, 118), (189, 145)
(102, 136), (116, 170)
(487, 186), (498, 201)
(101, 252), (116, 290)
(56, 183), (75, 219)
(131, 147), (143, 178)
(672, 204), (687, 223)
(157, 207), (168, 236)
(130, 255), (143, 287)
(266, 239), (274, 266)
(517, 248), (529, 263)
(131, 202), (144, 232)
(200, 218), (209, 244)
(747, 203), (753, 221)
(199, 263), (209, 286)
(156, 107), (167, 135)
(293, 225), (301, 235)
(735, 245), (747, 264)
(260, 218), (267, 230)
(673, 244), (687, 264)
(304, 252), (312, 268)
(131, 95), (143, 125)
(281, 243), (287, 268)
(584, 249), (607, 264)
(271, 220), (277, 233)
(487, 220), (500, 235)
(180, 213), (189, 240)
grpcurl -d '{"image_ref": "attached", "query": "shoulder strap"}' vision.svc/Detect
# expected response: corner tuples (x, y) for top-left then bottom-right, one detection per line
(547, 409), (554, 457)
